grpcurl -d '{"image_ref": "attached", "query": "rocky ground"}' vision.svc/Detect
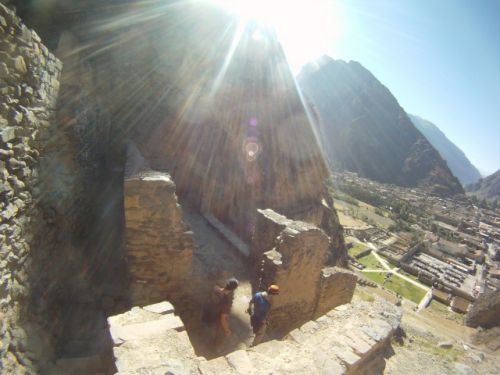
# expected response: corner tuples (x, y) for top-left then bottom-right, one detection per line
(352, 286), (500, 375)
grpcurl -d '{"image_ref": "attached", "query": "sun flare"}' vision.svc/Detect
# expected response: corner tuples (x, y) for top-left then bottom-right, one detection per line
(211, 0), (344, 73)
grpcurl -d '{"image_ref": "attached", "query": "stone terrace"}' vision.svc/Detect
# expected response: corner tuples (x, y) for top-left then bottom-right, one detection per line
(108, 298), (401, 375)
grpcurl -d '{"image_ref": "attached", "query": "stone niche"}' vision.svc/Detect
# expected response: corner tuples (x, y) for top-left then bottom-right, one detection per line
(124, 144), (193, 307)
(254, 209), (357, 334)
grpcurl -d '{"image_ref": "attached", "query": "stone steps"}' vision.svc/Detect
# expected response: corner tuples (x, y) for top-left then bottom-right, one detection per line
(108, 301), (200, 375)
(107, 298), (401, 375)
(110, 314), (184, 344)
(198, 299), (401, 375)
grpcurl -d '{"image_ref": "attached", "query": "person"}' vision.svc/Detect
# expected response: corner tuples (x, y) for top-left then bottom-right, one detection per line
(202, 277), (239, 352)
(247, 284), (279, 346)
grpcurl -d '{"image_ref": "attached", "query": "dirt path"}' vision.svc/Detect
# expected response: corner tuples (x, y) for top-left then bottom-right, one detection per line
(178, 209), (255, 358)
(367, 242), (429, 292)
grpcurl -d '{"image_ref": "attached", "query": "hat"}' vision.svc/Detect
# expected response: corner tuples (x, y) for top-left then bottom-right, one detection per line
(225, 278), (239, 290)
(268, 284), (279, 295)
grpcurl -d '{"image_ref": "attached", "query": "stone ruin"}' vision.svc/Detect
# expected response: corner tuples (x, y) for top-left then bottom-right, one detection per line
(0, 1), (401, 374)
(123, 144), (194, 307)
(253, 209), (357, 334)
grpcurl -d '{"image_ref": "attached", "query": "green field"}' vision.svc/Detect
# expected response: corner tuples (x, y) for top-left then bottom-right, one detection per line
(362, 271), (426, 303)
(334, 198), (395, 229)
(398, 268), (420, 283)
(348, 243), (369, 258)
(357, 252), (382, 269)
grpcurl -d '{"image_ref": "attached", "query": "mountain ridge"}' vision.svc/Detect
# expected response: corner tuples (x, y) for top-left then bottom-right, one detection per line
(466, 169), (500, 203)
(297, 56), (464, 197)
(409, 114), (482, 187)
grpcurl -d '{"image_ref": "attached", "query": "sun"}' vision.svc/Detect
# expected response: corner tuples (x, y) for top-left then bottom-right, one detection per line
(211, 0), (344, 73)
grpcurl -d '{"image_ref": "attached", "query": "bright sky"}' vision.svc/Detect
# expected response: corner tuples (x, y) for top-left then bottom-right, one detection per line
(220, 0), (500, 176)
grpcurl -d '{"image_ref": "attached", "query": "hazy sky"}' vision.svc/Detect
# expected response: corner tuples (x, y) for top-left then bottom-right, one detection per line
(275, 0), (500, 176)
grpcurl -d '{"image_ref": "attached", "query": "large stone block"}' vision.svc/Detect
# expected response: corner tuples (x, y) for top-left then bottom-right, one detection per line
(314, 267), (357, 319)
(251, 209), (289, 263)
(465, 291), (500, 328)
(257, 210), (331, 334)
(254, 209), (354, 335)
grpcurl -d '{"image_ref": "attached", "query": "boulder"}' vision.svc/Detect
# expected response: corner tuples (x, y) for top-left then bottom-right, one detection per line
(465, 291), (500, 328)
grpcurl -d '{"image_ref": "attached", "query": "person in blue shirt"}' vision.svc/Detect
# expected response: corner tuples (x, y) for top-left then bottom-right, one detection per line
(247, 284), (279, 346)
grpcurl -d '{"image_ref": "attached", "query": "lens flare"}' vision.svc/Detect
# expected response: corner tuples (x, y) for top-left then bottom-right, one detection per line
(211, 0), (344, 73)
(244, 138), (260, 162)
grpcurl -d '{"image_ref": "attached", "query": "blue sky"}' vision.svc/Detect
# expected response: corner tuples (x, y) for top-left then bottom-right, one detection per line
(311, 0), (500, 176)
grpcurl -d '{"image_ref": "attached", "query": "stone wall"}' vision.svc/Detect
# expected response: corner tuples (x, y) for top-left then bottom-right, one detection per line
(260, 225), (330, 333)
(314, 267), (358, 319)
(280, 195), (348, 266)
(250, 209), (295, 264)
(124, 145), (193, 307)
(255, 209), (357, 334)
(0, 3), (62, 372)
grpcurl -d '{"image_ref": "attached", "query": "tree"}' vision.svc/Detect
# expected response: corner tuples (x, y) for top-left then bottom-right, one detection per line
(430, 223), (438, 234)
(491, 200), (498, 211)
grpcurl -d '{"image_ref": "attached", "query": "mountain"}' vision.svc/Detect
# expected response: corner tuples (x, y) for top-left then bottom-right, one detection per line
(409, 115), (482, 186)
(297, 56), (464, 196)
(466, 170), (500, 203)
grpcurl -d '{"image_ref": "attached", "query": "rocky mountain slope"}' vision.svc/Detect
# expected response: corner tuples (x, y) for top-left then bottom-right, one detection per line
(409, 114), (481, 187)
(466, 169), (500, 203)
(297, 56), (464, 197)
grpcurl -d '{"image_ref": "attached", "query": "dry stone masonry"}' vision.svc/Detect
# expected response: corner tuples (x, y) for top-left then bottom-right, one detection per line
(0, 3), (62, 372)
(314, 266), (359, 319)
(255, 209), (357, 334)
(124, 144), (193, 307)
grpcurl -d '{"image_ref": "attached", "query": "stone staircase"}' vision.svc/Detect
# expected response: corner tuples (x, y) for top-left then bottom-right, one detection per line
(107, 298), (401, 375)
(199, 299), (401, 375)
(108, 301), (201, 375)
